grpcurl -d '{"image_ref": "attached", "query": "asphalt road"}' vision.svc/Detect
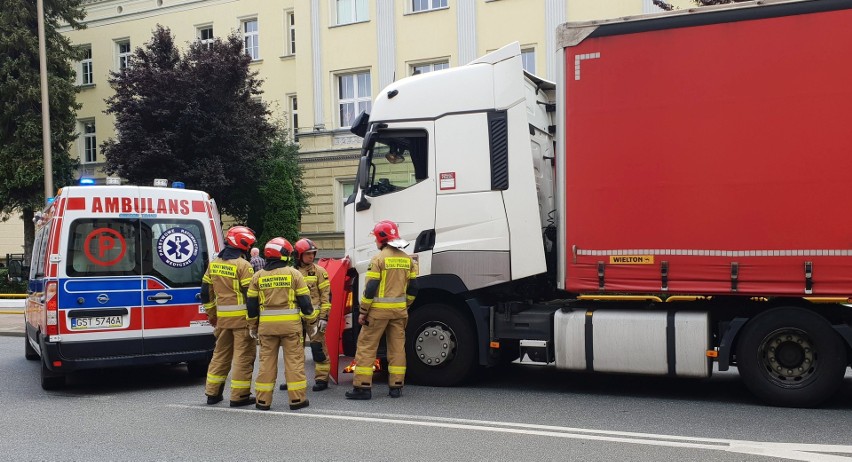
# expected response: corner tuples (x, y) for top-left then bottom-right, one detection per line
(2, 335), (851, 461)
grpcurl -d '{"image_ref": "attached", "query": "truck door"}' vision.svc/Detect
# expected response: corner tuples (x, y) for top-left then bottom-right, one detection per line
(59, 189), (144, 357)
(351, 125), (435, 276)
(139, 191), (214, 354)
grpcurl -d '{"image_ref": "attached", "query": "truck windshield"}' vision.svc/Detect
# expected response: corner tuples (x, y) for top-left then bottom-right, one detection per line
(364, 130), (428, 197)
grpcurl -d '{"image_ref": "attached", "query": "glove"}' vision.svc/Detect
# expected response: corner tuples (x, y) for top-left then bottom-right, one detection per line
(207, 315), (217, 328)
(249, 327), (258, 340)
(317, 319), (328, 333)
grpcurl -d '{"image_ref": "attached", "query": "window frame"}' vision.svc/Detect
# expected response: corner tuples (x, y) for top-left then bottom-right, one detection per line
(411, 0), (448, 13)
(411, 61), (449, 76)
(335, 178), (356, 232)
(521, 47), (536, 74)
(242, 18), (260, 60)
(284, 10), (296, 55)
(197, 25), (214, 49)
(337, 71), (372, 129)
(116, 39), (131, 70)
(79, 119), (97, 164)
(288, 94), (299, 140)
(79, 45), (93, 85)
(334, 0), (368, 26)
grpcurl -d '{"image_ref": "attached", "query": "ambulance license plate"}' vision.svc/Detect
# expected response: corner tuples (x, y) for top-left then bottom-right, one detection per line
(71, 316), (123, 330)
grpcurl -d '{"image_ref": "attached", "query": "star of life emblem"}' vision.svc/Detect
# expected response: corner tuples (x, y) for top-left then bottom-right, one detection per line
(157, 227), (199, 268)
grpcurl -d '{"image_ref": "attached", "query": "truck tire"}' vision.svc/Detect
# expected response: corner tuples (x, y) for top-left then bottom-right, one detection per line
(25, 334), (39, 361)
(736, 307), (847, 408)
(186, 359), (209, 378)
(406, 303), (477, 386)
(40, 359), (65, 391)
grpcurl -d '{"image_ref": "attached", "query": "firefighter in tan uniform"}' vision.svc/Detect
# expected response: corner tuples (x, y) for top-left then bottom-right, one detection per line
(200, 226), (257, 407)
(346, 220), (418, 400)
(293, 238), (332, 392)
(247, 237), (318, 410)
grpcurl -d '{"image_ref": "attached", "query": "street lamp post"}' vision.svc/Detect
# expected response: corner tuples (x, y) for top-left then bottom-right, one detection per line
(36, 0), (53, 202)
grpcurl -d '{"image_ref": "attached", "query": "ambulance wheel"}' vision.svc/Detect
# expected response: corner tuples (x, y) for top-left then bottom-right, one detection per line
(25, 334), (39, 361)
(186, 360), (209, 378)
(736, 307), (847, 408)
(406, 303), (477, 387)
(40, 359), (65, 391)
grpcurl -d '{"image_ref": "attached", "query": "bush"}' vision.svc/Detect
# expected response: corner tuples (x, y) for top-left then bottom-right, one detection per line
(0, 269), (27, 294)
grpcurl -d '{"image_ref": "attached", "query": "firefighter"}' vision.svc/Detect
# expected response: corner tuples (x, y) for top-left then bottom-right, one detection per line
(289, 238), (332, 392)
(201, 226), (257, 407)
(247, 237), (318, 411)
(346, 220), (418, 400)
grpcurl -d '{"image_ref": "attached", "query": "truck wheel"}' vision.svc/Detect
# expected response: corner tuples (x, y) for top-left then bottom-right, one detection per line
(25, 334), (39, 361)
(186, 359), (209, 378)
(406, 303), (477, 386)
(736, 307), (847, 408)
(40, 359), (65, 391)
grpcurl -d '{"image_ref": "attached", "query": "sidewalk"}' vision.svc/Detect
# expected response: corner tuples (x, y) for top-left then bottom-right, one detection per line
(0, 299), (25, 337)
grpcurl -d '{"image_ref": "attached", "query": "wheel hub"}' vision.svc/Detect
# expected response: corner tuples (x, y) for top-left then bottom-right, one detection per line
(762, 330), (815, 380)
(414, 323), (456, 366)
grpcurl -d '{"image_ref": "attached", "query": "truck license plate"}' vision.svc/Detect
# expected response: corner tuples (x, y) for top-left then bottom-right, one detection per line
(71, 316), (123, 330)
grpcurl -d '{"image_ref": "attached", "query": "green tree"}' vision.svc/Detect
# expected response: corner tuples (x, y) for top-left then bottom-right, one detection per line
(0, 0), (85, 262)
(102, 25), (276, 222)
(251, 131), (311, 245)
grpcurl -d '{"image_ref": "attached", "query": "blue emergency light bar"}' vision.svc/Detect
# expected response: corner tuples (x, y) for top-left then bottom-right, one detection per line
(172, 181), (185, 189)
(79, 178), (95, 186)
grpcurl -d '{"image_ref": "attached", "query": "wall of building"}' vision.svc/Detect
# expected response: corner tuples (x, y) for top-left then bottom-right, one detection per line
(61, 0), (679, 255)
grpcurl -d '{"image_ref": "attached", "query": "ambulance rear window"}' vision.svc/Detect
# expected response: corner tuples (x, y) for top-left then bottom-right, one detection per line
(66, 219), (140, 276)
(141, 219), (208, 288)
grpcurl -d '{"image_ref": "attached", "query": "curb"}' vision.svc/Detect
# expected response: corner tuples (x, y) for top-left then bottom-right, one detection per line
(0, 311), (24, 315)
(0, 331), (24, 337)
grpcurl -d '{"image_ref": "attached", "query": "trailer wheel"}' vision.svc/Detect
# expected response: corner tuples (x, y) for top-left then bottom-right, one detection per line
(736, 307), (847, 407)
(406, 303), (477, 386)
(40, 359), (65, 391)
(186, 359), (209, 378)
(25, 334), (39, 361)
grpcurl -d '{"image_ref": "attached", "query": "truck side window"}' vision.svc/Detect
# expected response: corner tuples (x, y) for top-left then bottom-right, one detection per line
(366, 131), (428, 197)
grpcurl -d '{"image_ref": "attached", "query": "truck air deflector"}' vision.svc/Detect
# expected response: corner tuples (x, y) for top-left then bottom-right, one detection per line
(487, 111), (509, 191)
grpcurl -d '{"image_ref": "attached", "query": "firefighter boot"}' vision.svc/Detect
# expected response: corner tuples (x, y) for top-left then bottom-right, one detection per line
(256, 403), (271, 411)
(312, 380), (328, 391)
(230, 395), (257, 407)
(389, 387), (402, 398)
(345, 387), (372, 400)
(289, 399), (310, 411)
(206, 384), (225, 405)
(279, 383), (288, 391)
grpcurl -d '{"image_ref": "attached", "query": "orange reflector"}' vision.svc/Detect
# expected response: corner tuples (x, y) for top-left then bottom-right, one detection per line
(706, 350), (718, 358)
(489, 341), (500, 349)
(52, 360), (62, 367)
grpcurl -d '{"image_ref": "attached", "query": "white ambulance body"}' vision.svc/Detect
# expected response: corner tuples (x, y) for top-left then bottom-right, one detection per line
(25, 183), (223, 389)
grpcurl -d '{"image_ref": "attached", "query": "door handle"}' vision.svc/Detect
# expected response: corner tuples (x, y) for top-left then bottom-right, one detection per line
(147, 294), (173, 302)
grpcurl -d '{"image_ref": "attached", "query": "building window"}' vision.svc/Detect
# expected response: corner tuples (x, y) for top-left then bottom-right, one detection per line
(336, 179), (356, 231)
(80, 120), (97, 164)
(198, 26), (214, 49)
(79, 45), (93, 85)
(338, 71), (371, 128)
(412, 61), (448, 75)
(335, 0), (368, 25)
(521, 48), (535, 74)
(285, 11), (296, 55)
(412, 0), (447, 12)
(116, 40), (131, 70)
(288, 95), (299, 140)
(242, 19), (259, 60)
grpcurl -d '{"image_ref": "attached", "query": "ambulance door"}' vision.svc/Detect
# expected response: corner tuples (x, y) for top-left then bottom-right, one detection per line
(59, 188), (144, 356)
(139, 190), (214, 354)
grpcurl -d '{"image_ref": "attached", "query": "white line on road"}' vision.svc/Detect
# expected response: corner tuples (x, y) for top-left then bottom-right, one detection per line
(168, 404), (852, 461)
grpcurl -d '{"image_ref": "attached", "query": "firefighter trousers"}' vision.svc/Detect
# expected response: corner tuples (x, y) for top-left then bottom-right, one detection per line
(205, 326), (256, 401)
(353, 316), (407, 389)
(255, 333), (307, 408)
(309, 329), (331, 383)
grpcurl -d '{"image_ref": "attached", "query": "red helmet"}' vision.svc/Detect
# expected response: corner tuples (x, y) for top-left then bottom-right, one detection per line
(295, 238), (318, 258)
(264, 237), (294, 261)
(225, 226), (256, 251)
(372, 220), (409, 249)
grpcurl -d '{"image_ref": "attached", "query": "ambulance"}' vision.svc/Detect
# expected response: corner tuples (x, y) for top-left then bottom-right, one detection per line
(24, 180), (223, 390)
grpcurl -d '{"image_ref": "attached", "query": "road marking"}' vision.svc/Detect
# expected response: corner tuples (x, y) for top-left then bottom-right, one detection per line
(169, 404), (852, 461)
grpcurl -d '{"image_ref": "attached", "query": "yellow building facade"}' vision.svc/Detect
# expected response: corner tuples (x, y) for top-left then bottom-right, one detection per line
(58, 0), (693, 256)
